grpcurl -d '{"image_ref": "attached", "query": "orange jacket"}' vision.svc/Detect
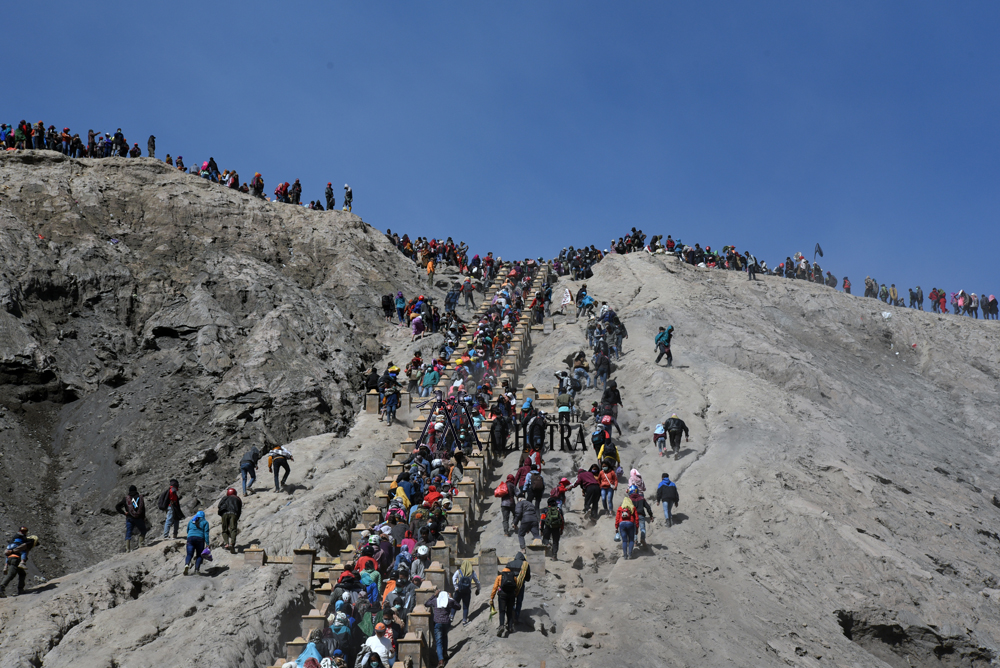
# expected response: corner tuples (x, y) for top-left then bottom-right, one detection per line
(598, 469), (618, 490)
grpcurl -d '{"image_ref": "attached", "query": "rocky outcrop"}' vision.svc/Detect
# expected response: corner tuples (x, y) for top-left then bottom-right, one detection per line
(0, 152), (423, 575)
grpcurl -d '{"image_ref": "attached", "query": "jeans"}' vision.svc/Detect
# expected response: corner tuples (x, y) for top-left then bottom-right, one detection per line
(501, 506), (513, 535)
(464, 292), (475, 308)
(600, 488), (614, 511)
(241, 464), (256, 494)
(454, 588), (472, 622)
(433, 622), (450, 662)
(517, 521), (540, 550)
(619, 520), (635, 557)
(185, 537), (206, 571)
(33, 136), (43, 149)
(125, 517), (147, 541)
(637, 515), (647, 542)
(420, 385), (432, 397)
(272, 459), (290, 490)
(163, 506), (180, 538)
(656, 343), (672, 364)
(596, 370), (608, 390)
(655, 436), (666, 454)
(662, 500), (675, 521)
(669, 431), (683, 455)
(573, 368), (592, 387)
(1, 557), (25, 594)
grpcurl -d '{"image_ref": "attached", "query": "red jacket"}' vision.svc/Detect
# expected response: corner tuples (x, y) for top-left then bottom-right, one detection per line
(615, 505), (635, 531)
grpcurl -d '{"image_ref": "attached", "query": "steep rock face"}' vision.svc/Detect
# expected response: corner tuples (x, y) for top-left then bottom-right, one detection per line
(0, 152), (422, 575)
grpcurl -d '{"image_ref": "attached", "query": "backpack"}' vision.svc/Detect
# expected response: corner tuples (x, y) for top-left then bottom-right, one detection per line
(591, 430), (605, 446)
(381, 295), (392, 310)
(570, 377), (582, 392)
(544, 507), (562, 530)
(601, 442), (618, 461)
(456, 574), (473, 591)
(157, 488), (171, 511)
(500, 568), (518, 593)
(531, 472), (544, 493)
(620, 507), (633, 523)
(359, 572), (379, 603)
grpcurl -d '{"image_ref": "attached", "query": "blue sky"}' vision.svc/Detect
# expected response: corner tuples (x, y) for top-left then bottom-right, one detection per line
(5, 2), (1000, 295)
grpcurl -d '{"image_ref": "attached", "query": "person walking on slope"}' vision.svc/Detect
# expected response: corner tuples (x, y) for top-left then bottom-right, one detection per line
(616, 496), (637, 559)
(183, 511), (211, 576)
(664, 413), (689, 460)
(426, 589), (461, 667)
(268, 445), (294, 492)
(571, 466), (602, 521)
(656, 473), (680, 527)
(490, 551), (530, 637)
(655, 325), (674, 366)
(451, 559), (481, 626)
(240, 446), (260, 495)
(1, 527), (38, 597)
(218, 487), (243, 553)
(160, 478), (183, 539)
(343, 184), (353, 212)
(115, 484), (147, 552)
(540, 497), (564, 560)
(513, 495), (540, 550)
(628, 484), (654, 545)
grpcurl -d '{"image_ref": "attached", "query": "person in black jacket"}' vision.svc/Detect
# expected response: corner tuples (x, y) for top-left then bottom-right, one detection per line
(115, 485), (147, 552)
(218, 488), (243, 552)
(240, 446), (260, 495)
(655, 473), (680, 527)
(146, 135), (155, 158)
(664, 414), (689, 460)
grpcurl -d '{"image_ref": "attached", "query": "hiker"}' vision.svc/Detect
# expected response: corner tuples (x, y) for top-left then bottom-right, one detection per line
(344, 184), (353, 211)
(540, 497), (564, 560)
(451, 559), (481, 626)
(325, 182), (335, 210)
(115, 484), (147, 552)
(599, 462), (618, 513)
(513, 494), (540, 550)
(240, 446), (261, 495)
(571, 466), (602, 521)
(498, 474), (517, 536)
(490, 551), (529, 637)
(525, 464), (546, 511)
(654, 325), (674, 365)
(665, 414), (689, 460)
(183, 510), (211, 576)
(218, 488), (243, 552)
(843, 276), (851, 294)
(160, 478), (183, 539)
(615, 497), (637, 559)
(656, 473), (680, 527)
(627, 484), (654, 545)
(425, 590), (461, 667)
(654, 422), (667, 455)
(1, 528), (38, 598)
(268, 445), (294, 492)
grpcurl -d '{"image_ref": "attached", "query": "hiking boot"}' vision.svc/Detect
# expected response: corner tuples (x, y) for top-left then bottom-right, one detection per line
(674, 453), (680, 461)
(183, 564), (190, 576)
(506, 624), (513, 636)
(667, 518), (673, 528)
(138, 535), (146, 548)
(497, 626), (504, 637)
(125, 540), (132, 553)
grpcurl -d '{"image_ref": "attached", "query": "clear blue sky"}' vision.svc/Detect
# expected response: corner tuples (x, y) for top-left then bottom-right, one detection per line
(6, 2), (1000, 295)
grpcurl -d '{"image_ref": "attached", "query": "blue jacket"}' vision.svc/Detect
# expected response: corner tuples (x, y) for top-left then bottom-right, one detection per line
(186, 517), (210, 544)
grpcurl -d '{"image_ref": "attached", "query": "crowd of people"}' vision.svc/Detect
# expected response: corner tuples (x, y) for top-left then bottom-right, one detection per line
(1, 119), (355, 213)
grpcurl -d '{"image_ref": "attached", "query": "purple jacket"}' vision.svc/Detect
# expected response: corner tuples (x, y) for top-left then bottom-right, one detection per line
(426, 595), (461, 624)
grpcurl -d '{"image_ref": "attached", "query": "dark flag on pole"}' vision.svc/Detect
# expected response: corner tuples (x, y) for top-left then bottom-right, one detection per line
(814, 243), (824, 259)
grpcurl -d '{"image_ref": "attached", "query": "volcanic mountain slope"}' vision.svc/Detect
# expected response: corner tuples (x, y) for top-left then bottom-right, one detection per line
(445, 252), (1000, 668)
(0, 151), (427, 576)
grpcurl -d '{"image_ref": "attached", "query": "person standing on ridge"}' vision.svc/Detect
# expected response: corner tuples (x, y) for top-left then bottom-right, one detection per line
(146, 135), (155, 158)
(655, 325), (674, 366)
(325, 182), (335, 210)
(160, 478), (183, 540)
(344, 184), (353, 212)
(664, 413), (689, 460)
(115, 484), (147, 552)
(290, 179), (302, 205)
(218, 487), (242, 553)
